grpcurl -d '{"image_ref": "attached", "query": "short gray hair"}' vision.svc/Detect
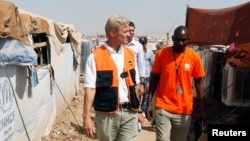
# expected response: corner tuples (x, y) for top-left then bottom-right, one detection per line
(105, 15), (130, 36)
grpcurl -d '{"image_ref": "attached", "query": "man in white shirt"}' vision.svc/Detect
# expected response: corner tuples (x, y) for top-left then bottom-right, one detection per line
(126, 21), (145, 96)
(83, 15), (143, 141)
(139, 37), (155, 115)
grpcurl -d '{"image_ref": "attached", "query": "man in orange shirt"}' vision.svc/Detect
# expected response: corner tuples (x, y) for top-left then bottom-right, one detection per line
(146, 25), (206, 141)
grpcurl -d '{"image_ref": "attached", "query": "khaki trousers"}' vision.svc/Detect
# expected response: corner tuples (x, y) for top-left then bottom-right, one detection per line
(155, 108), (191, 141)
(95, 108), (138, 141)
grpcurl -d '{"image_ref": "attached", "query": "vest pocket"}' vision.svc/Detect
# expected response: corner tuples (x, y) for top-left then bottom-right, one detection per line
(96, 70), (112, 87)
(94, 87), (118, 112)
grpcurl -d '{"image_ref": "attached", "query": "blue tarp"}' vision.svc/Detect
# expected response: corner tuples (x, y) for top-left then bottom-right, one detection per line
(0, 38), (37, 66)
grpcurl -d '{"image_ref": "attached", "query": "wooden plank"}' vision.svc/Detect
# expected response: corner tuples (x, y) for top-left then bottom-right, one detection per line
(32, 42), (47, 48)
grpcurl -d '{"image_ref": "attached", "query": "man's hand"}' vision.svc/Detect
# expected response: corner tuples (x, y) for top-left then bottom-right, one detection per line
(138, 84), (145, 96)
(145, 102), (153, 121)
(83, 116), (96, 138)
(138, 112), (145, 124)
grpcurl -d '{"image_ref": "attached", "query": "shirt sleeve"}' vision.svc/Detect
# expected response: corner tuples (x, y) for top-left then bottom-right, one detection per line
(134, 54), (140, 85)
(152, 51), (161, 73)
(84, 53), (96, 88)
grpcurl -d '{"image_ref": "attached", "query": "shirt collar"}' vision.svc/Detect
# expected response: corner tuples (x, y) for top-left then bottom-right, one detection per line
(104, 42), (122, 54)
(127, 38), (136, 46)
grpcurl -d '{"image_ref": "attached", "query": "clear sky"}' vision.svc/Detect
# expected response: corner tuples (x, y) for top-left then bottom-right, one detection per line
(8, 0), (250, 38)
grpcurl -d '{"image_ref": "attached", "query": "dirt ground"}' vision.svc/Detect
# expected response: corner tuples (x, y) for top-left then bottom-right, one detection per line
(41, 80), (158, 141)
(41, 74), (250, 141)
(41, 79), (201, 141)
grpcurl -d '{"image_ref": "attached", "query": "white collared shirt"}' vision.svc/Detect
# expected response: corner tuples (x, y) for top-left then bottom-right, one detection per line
(84, 42), (139, 103)
(126, 39), (145, 78)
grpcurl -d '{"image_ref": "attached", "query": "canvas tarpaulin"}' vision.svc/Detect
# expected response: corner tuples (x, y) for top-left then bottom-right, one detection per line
(186, 1), (250, 46)
(0, 1), (28, 44)
(17, 9), (82, 66)
(0, 1), (17, 38)
(0, 1), (50, 46)
(19, 14), (50, 35)
(0, 0), (81, 65)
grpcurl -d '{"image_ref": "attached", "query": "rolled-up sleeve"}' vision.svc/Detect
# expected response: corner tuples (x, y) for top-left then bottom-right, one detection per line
(84, 53), (96, 88)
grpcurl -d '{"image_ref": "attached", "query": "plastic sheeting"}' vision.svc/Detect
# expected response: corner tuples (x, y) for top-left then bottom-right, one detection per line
(0, 39), (37, 66)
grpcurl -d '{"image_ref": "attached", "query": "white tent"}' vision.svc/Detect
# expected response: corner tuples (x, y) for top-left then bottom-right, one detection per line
(0, 1), (82, 141)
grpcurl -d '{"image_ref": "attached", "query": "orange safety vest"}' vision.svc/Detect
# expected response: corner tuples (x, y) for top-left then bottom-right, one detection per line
(92, 45), (139, 113)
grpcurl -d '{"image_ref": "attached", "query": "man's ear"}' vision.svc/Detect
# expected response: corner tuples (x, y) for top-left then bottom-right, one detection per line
(109, 29), (116, 37)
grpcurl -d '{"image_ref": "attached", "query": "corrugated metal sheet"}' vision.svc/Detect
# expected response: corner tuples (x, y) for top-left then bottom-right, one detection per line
(80, 40), (94, 75)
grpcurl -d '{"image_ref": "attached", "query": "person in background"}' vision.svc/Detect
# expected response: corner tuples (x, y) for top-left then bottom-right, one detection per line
(146, 25), (206, 141)
(126, 21), (145, 126)
(83, 15), (142, 141)
(155, 40), (168, 51)
(139, 36), (154, 116)
(126, 21), (145, 96)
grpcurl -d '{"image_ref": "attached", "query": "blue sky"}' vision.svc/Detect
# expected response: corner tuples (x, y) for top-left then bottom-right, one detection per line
(9, 0), (250, 38)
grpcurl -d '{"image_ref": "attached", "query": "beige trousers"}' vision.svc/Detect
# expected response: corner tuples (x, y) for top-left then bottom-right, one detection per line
(155, 108), (191, 141)
(95, 108), (138, 141)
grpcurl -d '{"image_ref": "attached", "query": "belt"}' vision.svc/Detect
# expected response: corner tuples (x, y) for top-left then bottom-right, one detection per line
(119, 102), (131, 109)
